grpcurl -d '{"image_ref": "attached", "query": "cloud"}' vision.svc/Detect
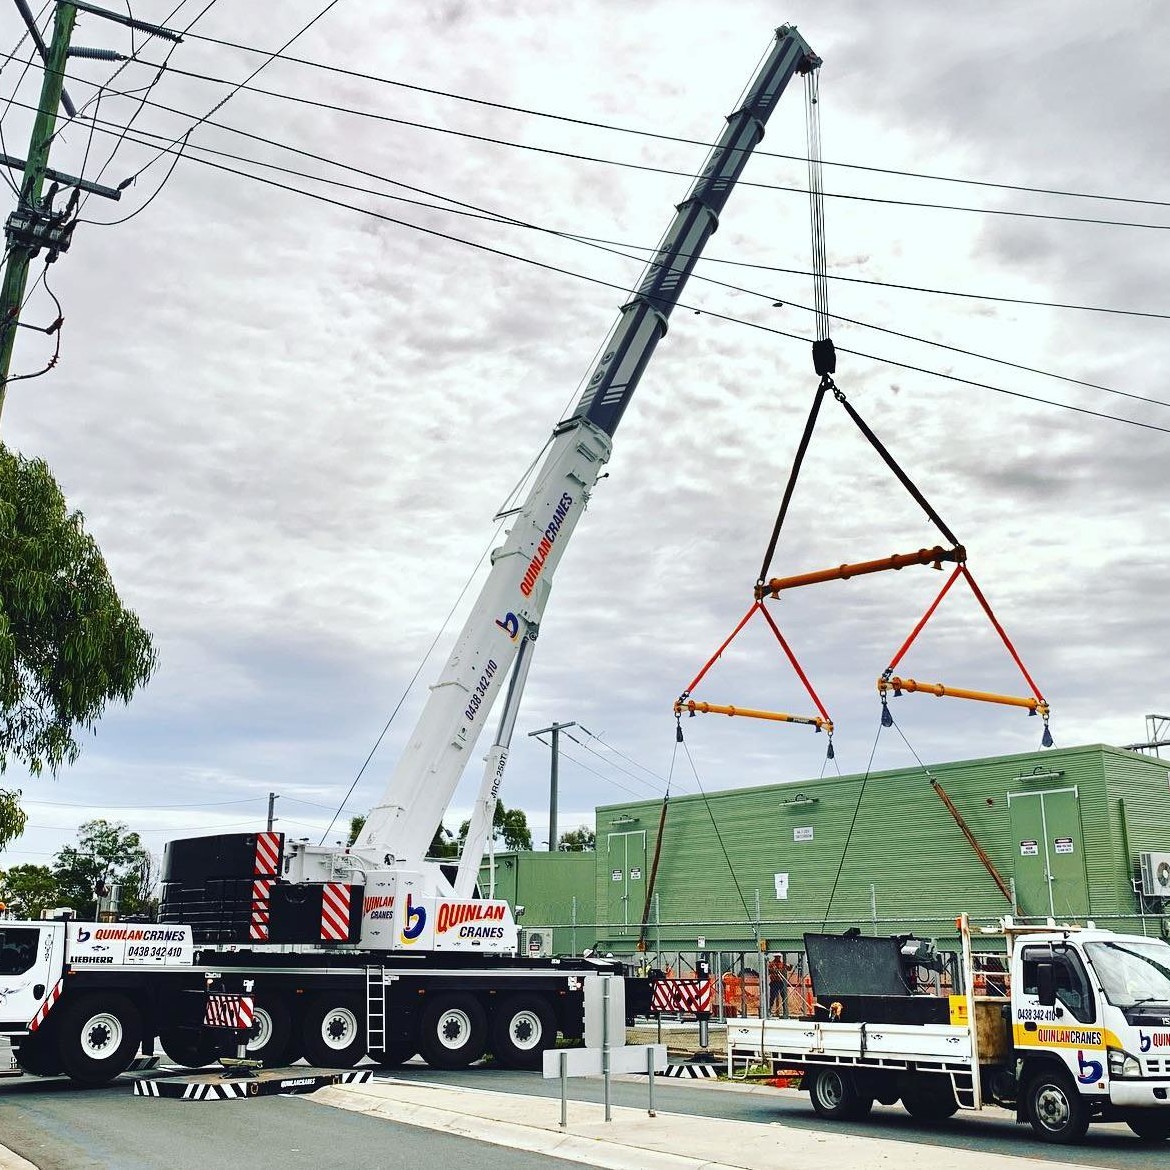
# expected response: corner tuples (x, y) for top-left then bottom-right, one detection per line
(1, 0), (1166, 875)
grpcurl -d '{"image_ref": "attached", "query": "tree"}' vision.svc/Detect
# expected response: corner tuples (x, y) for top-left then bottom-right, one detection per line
(0, 446), (157, 790)
(458, 802), (532, 853)
(346, 813), (459, 859)
(52, 818), (149, 920)
(0, 862), (58, 918)
(0, 788), (25, 851)
(558, 825), (596, 852)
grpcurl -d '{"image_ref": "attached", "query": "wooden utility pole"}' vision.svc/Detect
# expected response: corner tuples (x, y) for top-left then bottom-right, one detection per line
(0, 1), (78, 425)
(0, 1), (182, 427)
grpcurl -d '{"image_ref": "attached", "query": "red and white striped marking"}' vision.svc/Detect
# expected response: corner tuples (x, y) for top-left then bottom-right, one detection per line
(250, 877), (274, 941)
(253, 832), (282, 876)
(650, 977), (714, 1016)
(320, 883), (351, 941)
(27, 979), (63, 1032)
(204, 992), (254, 1030)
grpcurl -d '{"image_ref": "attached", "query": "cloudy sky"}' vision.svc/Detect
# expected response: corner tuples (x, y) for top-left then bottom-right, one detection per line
(1, 1), (1167, 877)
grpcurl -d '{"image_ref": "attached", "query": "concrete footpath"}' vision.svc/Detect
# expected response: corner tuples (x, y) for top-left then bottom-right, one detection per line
(313, 1076), (1114, 1170)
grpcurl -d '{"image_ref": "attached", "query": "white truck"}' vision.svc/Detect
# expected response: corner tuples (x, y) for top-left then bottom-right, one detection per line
(728, 914), (1170, 1144)
(1, 25), (822, 1085)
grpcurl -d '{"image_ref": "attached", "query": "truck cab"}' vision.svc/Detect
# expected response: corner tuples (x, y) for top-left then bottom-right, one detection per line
(1009, 928), (1170, 1138)
(0, 922), (61, 1034)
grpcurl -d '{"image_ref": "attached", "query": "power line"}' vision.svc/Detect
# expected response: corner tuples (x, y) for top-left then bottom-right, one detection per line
(101, 54), (1170, 234)
(21, 796), (256, 809)
(176, 28), (1170, 212)
(5, 69), (1165, 435)
(40, 89), (1164, 422)
(57, 104), (1170, 437)
(562, 731), (665, 797)
(531, 735), (644, 800)
(10, 44), (1169, 236)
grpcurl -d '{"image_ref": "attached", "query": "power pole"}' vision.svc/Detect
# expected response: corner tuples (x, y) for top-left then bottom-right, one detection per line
(0, 1), (182, 426)
(0, 1), (79, 424)
(528, 721), (575, 851)
(266, 792), (278, 832)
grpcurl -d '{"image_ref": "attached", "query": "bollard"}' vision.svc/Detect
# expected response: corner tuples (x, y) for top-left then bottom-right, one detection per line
(647, 1045), (656, 1117)
(602, 976), (612, 1123)
(559, 1051), (568, 1128)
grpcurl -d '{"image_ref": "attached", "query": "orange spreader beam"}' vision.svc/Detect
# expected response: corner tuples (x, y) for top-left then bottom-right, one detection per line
(756, 545), (965, 599)
(674, 699), (833, 735)
(878, 675), (1049, 717)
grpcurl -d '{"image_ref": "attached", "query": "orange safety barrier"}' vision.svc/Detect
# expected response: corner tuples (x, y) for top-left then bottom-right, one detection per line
(755, 544), (965, 599)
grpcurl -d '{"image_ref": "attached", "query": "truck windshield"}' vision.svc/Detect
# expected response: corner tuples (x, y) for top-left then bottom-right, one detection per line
(1084, 940), (1170, 1007)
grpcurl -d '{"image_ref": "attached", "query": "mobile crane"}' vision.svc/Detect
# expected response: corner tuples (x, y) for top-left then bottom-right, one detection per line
(0, 26), (822, 1084)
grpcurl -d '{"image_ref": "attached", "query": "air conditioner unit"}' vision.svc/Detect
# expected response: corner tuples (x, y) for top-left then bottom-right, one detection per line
(522, 928), (553, 958)
(1139, 851), (1170, 898)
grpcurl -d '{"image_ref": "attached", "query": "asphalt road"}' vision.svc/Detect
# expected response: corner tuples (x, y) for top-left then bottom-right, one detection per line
(0, 1062), (1167, 1170)
(0, 1072), (579, 1170)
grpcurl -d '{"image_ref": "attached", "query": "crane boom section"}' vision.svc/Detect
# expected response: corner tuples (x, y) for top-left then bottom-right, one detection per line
(568, 27), (820, 438)
(354, 25), (820, 871)
(355, 424), (610, 863)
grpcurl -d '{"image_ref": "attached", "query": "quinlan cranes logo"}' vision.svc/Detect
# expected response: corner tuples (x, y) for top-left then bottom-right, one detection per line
(519, 494), (573, 598)
(399, 894), (427, 946)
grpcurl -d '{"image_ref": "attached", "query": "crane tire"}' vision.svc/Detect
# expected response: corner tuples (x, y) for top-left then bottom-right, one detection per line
(419, 993), (487, 1070)
(244, 994), (295, 1066)
(490, 994), (556, 1069)
(300, 993), (365, 1068)
(56, 993), (143, 1085)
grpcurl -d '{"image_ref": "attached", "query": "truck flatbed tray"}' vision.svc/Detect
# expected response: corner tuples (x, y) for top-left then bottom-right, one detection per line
(133, 1066), (372, 1100)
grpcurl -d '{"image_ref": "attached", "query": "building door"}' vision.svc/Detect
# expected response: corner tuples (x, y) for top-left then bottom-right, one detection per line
(605, 830), (646, 936)
(1007, 787), (1090, 917)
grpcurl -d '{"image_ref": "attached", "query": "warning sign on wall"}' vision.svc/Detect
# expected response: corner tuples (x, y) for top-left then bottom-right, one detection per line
(611, 869), (623, 881)
(1020, 840), (1039, 856)
(1054, 837), (1075, 855)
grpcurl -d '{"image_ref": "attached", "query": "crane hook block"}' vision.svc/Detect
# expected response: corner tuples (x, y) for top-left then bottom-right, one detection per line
(755, 545), (966, 600)
(673, 698), (832, 735)
(877, 675), (1049, 719)
(812, 337), (836, 376)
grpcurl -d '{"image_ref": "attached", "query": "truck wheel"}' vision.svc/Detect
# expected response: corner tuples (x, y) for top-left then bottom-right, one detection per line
(15, 1032), (61, 1077)
(901, 1076), (959, 1121)
(56, 994), (143, 1086)
(300, 994), (365, 1068)
(1026, 1069), (1089, 1144)
(370, 1038), (418, 1069)
(490, 994), (556, 1069)
(158, 1028), (220, 1068)
(1125, 1111), (1170, 1141)
(245, 995), (295, 1066)
(419, 993), (488, 1070)
(808, 1067), (874, 1120)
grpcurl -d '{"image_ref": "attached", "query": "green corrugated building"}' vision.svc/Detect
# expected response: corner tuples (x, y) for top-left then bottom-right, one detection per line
(480, 849), (596, 958)
(593, 743), (1170, 952)
(489, 743), (1170, 959)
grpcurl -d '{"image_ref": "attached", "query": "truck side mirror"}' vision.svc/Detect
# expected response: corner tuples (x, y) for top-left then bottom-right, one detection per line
(1036, 961), (1056, 1007)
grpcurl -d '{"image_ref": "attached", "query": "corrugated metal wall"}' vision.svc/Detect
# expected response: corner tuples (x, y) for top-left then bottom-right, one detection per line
(483, 744), (1170, 958)
(480, 850), (595, 956)
(589, 743), (1170, 952)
